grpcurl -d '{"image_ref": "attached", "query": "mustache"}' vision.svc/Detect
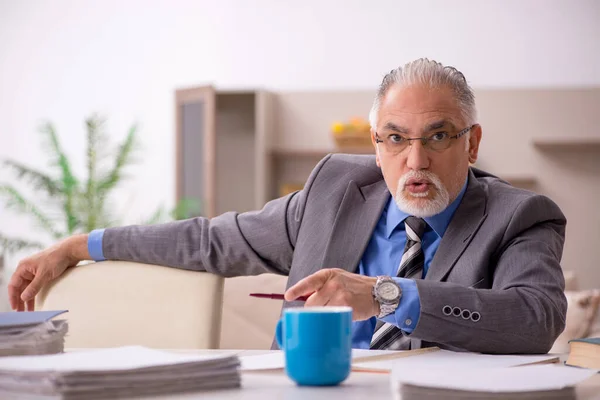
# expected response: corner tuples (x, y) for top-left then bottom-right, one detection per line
(399, 170), (443, 191)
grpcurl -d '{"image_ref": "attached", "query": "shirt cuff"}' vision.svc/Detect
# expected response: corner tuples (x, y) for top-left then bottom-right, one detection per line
(87, 229), (106, 261)
(381, 278), (421, 333)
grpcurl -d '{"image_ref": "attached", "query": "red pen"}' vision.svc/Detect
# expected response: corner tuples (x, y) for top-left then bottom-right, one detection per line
(249, 293), (310, 302)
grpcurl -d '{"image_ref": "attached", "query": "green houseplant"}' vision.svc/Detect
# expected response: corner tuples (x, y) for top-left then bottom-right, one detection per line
(0, 115), (199, 254)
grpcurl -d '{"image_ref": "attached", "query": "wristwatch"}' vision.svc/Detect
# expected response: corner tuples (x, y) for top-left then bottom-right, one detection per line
(372, 276), (402, 318)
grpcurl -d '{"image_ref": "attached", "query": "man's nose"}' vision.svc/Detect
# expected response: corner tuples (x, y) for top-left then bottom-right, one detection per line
(406, 141), (430, 170)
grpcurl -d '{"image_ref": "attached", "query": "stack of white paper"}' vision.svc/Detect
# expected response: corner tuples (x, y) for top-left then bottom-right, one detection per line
(392, 364), (596, 400)
(0, 311), (68, 357)
(0, 346), (241, 399)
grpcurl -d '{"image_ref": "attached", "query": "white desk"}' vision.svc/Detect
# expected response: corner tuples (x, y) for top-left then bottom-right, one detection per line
(67, 349), (600, 399)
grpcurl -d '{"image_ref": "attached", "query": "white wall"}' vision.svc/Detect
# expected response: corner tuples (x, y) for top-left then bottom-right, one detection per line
(1, 0), (599, 279)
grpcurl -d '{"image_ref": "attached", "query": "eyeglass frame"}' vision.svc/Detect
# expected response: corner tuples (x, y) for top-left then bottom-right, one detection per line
(374, 124), (476, 153)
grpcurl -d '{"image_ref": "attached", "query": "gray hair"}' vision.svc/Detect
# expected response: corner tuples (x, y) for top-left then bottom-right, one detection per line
(368, 58), (477, 130)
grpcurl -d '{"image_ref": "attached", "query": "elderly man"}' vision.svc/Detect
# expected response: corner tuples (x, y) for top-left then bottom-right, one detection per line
(9, 58), (567, 354)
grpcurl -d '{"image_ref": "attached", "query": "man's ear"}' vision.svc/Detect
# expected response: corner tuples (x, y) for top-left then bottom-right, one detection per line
(371, 129), (381, 168)
(468, 124), (482, 164)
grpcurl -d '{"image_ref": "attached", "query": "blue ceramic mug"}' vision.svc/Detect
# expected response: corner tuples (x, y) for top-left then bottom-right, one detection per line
(275, 306), (352, 386)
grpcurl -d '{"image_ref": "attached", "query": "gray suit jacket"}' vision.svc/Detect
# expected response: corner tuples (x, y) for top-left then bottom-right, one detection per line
(103, 154), (567, 354)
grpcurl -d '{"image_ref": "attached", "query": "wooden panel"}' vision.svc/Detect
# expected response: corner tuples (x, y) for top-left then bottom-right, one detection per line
(255, 91), (275, 208)
(175, 86), (216, 218)
(214, 92), (256, 215)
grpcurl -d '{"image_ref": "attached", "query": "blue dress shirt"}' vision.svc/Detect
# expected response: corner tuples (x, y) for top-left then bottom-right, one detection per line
(351, 180), (468, 349)
(88, 180), (468, 349)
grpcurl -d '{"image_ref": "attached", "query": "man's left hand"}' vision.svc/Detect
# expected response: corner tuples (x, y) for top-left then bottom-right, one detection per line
(284, 268), (380, 321)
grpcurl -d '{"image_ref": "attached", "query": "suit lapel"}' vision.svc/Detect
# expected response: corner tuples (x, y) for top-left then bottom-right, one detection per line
(426, 170), (488, 282)
(321, 179), (390, 273)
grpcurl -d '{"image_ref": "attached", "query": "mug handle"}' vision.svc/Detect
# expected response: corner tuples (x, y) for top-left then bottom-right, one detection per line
(275, 319), (284, 349)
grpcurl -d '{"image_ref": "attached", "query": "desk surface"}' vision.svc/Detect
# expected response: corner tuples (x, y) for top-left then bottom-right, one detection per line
(69, 349), (600, 400)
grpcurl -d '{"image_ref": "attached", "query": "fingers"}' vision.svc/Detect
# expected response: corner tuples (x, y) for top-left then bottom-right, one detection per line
(21, 273), (48, 304)
(8, 260), (48, 310)
(8, 243), (75, 311)
(288, 269), (378, 320)
(8, 274), (26, 311)
(26, 298), (35, 312)
(285, 269), (333, 301)
(17, 296), (24, 312)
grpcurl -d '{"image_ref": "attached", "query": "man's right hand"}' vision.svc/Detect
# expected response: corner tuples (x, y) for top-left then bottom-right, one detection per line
(8, 234), (90, 312)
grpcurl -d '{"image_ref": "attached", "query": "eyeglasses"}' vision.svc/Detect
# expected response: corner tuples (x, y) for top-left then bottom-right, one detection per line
(375, 124), (475, 154)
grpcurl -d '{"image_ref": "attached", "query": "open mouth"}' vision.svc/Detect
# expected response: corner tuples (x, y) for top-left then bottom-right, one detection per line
(405, 179), (432, 194)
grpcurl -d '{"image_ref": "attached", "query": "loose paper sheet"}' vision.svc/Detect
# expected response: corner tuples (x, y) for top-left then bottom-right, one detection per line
(240, 348), (411, 371)
(241, 348), (559, 373)
(353, 349), (559, 372)
(392, 364), (595, 392)
(0, 310), (67, 329)
(0, 346), (233, 372)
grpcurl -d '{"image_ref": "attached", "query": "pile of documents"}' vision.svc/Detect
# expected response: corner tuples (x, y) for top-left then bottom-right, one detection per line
(0, 346), (241, 399)
(392, 362), (596, 400)
(0, 310), (68, 357)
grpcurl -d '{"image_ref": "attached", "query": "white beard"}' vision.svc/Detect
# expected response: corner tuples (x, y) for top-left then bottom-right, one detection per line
(394, 170), (450, 218)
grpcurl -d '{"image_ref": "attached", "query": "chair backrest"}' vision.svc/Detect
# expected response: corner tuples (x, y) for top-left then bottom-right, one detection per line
(36, 261), (224, 349)
(220, 274), (287, 349)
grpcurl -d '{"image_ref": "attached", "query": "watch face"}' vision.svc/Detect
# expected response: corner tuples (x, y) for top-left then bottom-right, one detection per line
(379, 281), (400, 302)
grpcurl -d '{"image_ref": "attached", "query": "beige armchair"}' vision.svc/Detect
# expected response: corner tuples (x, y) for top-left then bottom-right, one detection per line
(36, 261), (224, 349)
(220, 274), (287, 349)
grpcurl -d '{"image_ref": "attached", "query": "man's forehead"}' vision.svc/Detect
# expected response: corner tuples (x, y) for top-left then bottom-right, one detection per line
(378, 84), (463, 128)
(382, 84), (460, 109)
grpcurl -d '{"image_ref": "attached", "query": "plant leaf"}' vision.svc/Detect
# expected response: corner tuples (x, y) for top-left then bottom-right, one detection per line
(0, 184), (64, 239)
(170, 198), (202, 220)
(84, 116), (104, 232)
(95, 196), (120, 228)
(0, 232), (44, 254)
(97, 124), (139, 194)
(39, 122), (79, 234)
(2, 160), (60, 196)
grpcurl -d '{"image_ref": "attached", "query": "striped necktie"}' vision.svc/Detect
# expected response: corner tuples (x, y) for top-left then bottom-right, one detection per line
(370, 216), (427, 350)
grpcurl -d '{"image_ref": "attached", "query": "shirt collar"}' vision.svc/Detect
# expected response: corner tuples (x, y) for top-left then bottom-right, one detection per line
(385, 176), (469, 239)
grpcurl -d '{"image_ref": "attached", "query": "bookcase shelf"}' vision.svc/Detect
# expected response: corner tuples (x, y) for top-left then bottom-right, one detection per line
(500, 176), (538, 188)
(270, 147), (374, 158)
(268, 147), (375, 198)
(532, 138), (600, 151)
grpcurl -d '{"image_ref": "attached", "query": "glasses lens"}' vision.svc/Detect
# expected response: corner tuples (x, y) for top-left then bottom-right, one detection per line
(427, 136), (452, 151)
(384, 137), (409, 154)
